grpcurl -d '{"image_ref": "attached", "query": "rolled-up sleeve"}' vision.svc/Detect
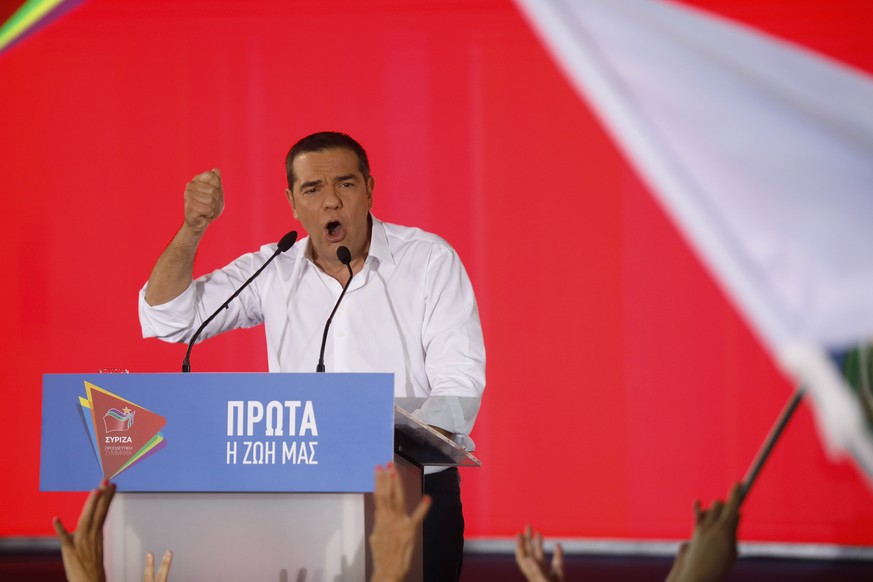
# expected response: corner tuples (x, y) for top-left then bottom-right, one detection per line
(138, 281), (201, 342)
(416, 244), (486, 448)
(138, 250), (267, 344)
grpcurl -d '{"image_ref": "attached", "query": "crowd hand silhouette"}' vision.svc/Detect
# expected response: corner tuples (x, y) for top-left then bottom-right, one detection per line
(369, 464), (432, 582)
(515, 525), (565, 582)
(666, 482), (742, 582)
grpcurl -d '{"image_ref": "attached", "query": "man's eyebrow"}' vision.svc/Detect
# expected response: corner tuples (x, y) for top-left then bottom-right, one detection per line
(299, 179), (324, 190)
(334, 174), (358, 183)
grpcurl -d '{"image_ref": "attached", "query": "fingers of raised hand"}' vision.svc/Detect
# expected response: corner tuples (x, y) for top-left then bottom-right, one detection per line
(410, 494), (431, 526)
(522, 525), (535, 558)
(693, 499), (703, 525)
(373, 464), (404, 513)
(185, 182), (223, 207)
(373, 465), (388, 511)
(52, 516), (72, 546)
(90, 481), (116, 536)
(514, 532), (529, 562)
(385, 464), (406, 511)
(192, 169), (222, 188)
(514, 533), (540, 579)
(75, 487), (101, 534)
(156, 550), (173, 582)
(515, 528), (562, 582)
(185, 170), (224, 212)
(552, 543), (565, 581)
(726, 482), (743, 518)
(708, 500), (724, 522)
(184, 188), (223, 228)
(532, 531), (546, 563)
(515, 528), (533, 562)
(144, 552), (155, 582)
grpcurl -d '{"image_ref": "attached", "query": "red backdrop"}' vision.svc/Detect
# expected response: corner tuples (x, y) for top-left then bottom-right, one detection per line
(2, 0), (872, 544)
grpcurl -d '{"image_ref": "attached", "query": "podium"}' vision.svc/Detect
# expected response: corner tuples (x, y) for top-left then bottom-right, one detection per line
(40, 373), (479, 581)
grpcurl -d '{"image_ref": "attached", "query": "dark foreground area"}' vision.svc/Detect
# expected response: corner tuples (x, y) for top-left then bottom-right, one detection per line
(2, 549), (873, 581)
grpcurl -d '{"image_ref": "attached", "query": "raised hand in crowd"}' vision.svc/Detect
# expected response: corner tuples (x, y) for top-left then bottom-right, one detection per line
(52, 480), (116, 582)
(666, 482), (742, 582)
(143, 550), (173, 582)
(515, 525), (565, 582)
(53, 479), (174, 582)
(369, 464), (432, 582)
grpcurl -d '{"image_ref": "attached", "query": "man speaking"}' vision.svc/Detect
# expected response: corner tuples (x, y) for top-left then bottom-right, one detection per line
(139, 131), (485, 581)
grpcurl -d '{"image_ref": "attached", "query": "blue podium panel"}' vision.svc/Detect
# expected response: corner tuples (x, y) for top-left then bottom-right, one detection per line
(40, 373), (394, 493)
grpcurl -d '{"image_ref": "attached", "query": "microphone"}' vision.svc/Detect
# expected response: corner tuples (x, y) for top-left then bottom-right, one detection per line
(181, 230), (298, 373)
(316, 246), (354, 373)
(276, 230), (298, 252)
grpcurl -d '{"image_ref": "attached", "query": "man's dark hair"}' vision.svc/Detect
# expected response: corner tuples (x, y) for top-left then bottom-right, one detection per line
(285, 131), (371, 189)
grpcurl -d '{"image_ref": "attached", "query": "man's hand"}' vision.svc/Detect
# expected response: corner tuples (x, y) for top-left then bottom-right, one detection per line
(369, 464), (431, 582)
(666, 482), (742, 582)
(52, 480), (116, 582)
(514, 525), (564, 582)
(144, 550), (173, 582)
(144, 168), (224, 306)
(183, 168), (224, 235)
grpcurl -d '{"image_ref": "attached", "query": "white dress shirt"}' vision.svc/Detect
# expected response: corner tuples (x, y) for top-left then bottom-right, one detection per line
(139, 217), (485, 450)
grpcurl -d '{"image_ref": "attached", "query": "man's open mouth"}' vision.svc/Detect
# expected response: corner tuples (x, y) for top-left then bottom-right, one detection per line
(325, 220), (345, 242)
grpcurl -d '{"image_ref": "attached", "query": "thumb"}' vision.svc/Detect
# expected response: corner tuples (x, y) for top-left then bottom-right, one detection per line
(52, 516), (72, 545)
(212, 168), (222, 179)
(410, 495), (432, 525)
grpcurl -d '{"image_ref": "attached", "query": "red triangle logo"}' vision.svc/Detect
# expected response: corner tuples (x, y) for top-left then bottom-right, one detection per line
(85, 381), (167, 479)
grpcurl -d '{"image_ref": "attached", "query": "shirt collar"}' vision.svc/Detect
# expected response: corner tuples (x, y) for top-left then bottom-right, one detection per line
(367, 215), (395, 266)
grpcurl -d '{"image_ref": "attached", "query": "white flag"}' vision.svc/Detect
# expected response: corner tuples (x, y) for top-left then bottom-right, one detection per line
(514, 0), (873, 481)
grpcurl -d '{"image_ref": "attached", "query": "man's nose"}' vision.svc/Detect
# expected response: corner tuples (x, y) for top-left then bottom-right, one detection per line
(323, 186), (342, 208)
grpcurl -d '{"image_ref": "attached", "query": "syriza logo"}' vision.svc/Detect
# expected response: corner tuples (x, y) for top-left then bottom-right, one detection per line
(104, 407), (135, 433)
(79, 381), (167, 479)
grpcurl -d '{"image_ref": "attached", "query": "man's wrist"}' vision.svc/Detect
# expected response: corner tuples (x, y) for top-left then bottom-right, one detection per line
(176, 222), (207, 245)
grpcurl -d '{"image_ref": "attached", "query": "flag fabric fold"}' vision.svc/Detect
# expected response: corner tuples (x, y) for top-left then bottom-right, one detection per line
(103, 408), (135, 433)
(514, 0), (873, 482)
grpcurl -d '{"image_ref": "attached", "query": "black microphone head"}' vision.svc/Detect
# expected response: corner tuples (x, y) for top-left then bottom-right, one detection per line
(336, 246), (352, 265)
(277, 231), (298, 252)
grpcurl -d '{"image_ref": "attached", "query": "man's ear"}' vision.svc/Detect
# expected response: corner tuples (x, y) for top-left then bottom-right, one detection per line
(285, 188), (299, 219)
(366, 176), (374, 210)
